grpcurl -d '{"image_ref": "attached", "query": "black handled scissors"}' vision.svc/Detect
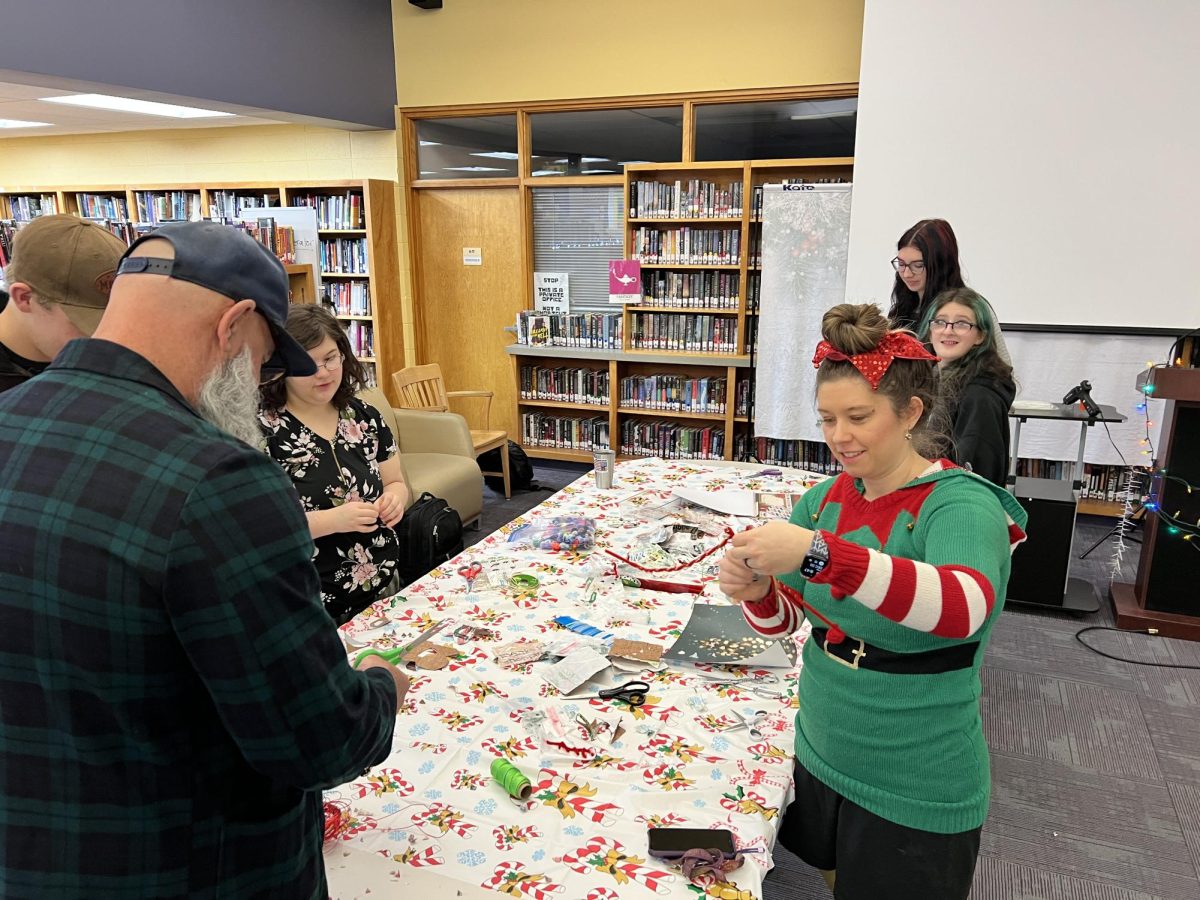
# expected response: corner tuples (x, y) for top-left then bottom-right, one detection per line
(596, 680), (650, 708)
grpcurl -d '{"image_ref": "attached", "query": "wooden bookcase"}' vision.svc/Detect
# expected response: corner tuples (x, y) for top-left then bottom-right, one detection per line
(0, 179), (401, 387)
(505, 156), (853, 464)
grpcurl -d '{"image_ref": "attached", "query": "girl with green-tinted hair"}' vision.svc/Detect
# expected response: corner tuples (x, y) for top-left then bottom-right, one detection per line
(919, 287), (1016, 486)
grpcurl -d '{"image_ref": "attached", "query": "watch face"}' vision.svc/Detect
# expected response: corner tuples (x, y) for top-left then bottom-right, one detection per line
(801, 556), (828, 579)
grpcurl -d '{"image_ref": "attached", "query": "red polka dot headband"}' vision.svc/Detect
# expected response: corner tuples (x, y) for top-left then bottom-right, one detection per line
(811, 332), (938, 390)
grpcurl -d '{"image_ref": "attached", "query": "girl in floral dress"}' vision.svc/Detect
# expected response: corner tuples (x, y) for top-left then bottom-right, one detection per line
(259, 305), (407, 624)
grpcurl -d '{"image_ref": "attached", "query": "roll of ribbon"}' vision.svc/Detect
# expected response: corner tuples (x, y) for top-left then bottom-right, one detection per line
(508, 573), (540, 592)
(490, 757), (532, 801)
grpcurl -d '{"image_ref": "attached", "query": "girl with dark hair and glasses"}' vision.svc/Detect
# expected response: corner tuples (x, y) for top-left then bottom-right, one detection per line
(259, 304), (407, 625)
(919, 288), (1016, 487)
(889, 218), (1012, 366)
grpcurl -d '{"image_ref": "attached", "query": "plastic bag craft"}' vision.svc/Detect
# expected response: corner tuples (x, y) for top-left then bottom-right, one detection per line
(507, 516), (596, 551)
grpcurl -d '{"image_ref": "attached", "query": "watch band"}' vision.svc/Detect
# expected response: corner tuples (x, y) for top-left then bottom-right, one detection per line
(800, 531), (830, 579)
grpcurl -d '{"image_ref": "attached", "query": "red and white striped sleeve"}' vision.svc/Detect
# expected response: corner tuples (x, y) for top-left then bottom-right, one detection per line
(806, 532), (997, 639)
(741, 579), (805, 637)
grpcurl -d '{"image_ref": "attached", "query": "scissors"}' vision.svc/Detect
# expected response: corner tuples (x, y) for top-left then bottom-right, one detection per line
(457, 562), (483, 592)
(721, 708), (771, 740)
(595, 680), (650, 708)
(695, 671), (786, 700)
(352, 618), (454, 668)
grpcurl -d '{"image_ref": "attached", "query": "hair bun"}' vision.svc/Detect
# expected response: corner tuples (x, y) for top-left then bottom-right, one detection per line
(821, 303), (889, 356)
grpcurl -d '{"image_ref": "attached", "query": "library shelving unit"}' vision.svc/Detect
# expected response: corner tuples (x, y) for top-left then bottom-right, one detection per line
(504, 157), (854, 465)
(0, 179), (400, 386)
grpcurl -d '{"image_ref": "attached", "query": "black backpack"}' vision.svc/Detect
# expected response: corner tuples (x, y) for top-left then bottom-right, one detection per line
(478, 440), (538, 492)
(393, 492), (464, 586)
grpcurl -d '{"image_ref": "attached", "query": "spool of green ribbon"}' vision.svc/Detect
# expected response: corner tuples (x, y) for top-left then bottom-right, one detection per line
(508, 573), (539, 592)
(490, 757), (532, 800)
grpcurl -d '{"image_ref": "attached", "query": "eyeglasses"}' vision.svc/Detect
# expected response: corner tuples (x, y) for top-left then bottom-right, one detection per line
(314, 353), (345, 373)
(930, 318), (978, 334)
(891, 257), (926, 273)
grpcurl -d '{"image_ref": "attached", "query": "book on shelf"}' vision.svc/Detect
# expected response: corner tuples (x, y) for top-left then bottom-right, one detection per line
(290, 192), (363, 230)
(632, 227), (740, 265)
(2, 194), (58, 221)
(629, 313), (738, 354)
(211, 218), (297, 264)
(519, 365), (610, 405)
(514, 311), (622, 349)
(345, 320), (374, 358)
(520, 412), (610, 452)
(620, 419), (725, 461)
(76, 193), (129, 221)
(735, 378), (753, 417)
(642, 270), (739, 308)
(207, 191), (279, 219)
(1, 220), (21, 267)
(746, 273), (761, 312)
(327, 280), (371, 317)
(319, 236), (369, 274)
(629, 179), (743, 219)
(619, 373), (726, 414)
(741, 437), (841, 475)
(135, 190), (202, 224)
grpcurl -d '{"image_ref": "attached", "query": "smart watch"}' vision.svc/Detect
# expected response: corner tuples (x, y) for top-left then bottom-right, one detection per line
(800, 531), (830, 579)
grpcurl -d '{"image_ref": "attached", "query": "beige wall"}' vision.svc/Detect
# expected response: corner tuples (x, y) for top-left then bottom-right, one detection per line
(391, 0), (864, 107)
(0, 124), (397, 186)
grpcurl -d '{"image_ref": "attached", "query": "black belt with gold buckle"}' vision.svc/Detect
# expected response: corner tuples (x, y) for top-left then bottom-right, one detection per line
(811, 627), (978, 674)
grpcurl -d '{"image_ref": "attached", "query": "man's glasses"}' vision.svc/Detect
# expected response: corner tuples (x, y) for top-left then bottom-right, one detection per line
(930, 318), (978, 334)
(891, 257), (926, 273)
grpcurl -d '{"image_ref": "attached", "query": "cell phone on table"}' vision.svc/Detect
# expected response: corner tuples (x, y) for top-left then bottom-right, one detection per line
(647, 827), (737, 860)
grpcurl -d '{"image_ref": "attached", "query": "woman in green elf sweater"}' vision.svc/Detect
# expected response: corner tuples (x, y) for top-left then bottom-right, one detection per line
(720, 303), (1028, 899)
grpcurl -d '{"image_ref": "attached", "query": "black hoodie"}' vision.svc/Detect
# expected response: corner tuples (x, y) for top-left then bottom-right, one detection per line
(950, 373), (1016, 487)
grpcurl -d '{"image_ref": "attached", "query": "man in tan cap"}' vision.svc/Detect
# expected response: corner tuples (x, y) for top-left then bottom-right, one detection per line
(0, 214), (125, 393)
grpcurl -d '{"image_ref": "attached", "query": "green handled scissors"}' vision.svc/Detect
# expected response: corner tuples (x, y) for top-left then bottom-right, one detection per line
(353, 619), (454, 668)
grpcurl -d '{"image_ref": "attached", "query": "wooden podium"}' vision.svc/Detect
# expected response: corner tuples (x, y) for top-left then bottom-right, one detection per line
(1110, 365), (1200, 640)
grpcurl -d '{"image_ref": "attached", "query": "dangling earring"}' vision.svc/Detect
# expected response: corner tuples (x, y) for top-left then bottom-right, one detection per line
(904, 430), (913, 441)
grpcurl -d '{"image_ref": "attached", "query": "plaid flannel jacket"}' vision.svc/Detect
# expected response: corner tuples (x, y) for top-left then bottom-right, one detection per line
(0, 339), (397, 898)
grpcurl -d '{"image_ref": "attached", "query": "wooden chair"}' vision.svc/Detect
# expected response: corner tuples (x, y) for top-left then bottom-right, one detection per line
(392, 363), (511, 499)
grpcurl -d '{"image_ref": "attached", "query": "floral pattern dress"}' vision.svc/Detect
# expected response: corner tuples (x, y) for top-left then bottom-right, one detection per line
(258, 397), (400, 624)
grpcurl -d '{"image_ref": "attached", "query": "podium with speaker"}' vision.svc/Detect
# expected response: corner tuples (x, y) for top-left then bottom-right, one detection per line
(1110, 365), (1200, 639)
(1004, 385), (1125, 612)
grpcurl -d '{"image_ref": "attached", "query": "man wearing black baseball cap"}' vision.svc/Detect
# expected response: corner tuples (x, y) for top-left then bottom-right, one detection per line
(0, 222), (405, 898)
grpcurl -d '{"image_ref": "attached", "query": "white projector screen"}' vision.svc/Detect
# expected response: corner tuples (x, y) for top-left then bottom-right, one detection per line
(845, 0), (1200, 331)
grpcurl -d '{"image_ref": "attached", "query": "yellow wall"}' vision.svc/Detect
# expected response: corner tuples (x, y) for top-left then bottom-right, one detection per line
(0, 124), (397, 186)
(391, 0), (863, 107)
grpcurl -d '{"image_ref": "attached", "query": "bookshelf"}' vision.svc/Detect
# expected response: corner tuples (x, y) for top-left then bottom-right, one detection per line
(0, 179), (400, 387)
(505, 157), (852, 465)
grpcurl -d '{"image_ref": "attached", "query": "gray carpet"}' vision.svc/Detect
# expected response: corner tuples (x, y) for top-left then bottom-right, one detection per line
(469, 466), (1200, 898)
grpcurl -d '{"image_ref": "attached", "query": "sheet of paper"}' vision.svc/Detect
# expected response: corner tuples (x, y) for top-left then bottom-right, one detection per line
(673, 487), (757, 517)
(540, 648), (611, 694)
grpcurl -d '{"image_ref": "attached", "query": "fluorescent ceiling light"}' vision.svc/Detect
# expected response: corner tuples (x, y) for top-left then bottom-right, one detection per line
(586, 169), (616, 174)
(40, 93), (234, 118)
(442, 166), (507, 172)
(530, 170), (560, 177)
(419, 140), (442, 146)
(620, 161), (649, 166)
(790, 111), (856, 121)
(419, 171), (438, 176)
(471, 151), (519, 160)
(581, 157), (610, 163)
(0, 119), (52, 129)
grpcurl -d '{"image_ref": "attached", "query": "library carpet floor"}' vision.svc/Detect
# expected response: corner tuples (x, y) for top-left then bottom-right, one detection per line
(470, 463), (1200, 899)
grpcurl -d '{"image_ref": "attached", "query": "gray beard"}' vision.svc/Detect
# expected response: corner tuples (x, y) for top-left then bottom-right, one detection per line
(196, 348), (263, 448)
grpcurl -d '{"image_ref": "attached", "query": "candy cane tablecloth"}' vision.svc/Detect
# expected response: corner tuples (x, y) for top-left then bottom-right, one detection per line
(327, 458), (826, 900)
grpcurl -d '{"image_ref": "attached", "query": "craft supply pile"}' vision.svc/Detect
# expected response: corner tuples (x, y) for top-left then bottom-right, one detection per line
(327, 457), (824, 900)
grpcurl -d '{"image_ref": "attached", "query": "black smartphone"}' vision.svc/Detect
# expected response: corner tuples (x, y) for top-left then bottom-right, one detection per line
(647, 827), (736, 860)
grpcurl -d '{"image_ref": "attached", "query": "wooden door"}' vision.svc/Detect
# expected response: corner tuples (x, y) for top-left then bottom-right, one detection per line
(414, 188), (523, 439)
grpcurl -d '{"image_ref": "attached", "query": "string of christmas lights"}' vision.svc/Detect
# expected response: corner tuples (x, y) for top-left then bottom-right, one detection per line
(1132, 362), (1200, 555)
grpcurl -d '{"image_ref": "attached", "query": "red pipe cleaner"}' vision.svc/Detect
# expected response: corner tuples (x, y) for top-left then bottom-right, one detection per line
(603, 527), (735, 572)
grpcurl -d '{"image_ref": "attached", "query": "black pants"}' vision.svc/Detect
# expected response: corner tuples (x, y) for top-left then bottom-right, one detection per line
(776, 760), (981, 900)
